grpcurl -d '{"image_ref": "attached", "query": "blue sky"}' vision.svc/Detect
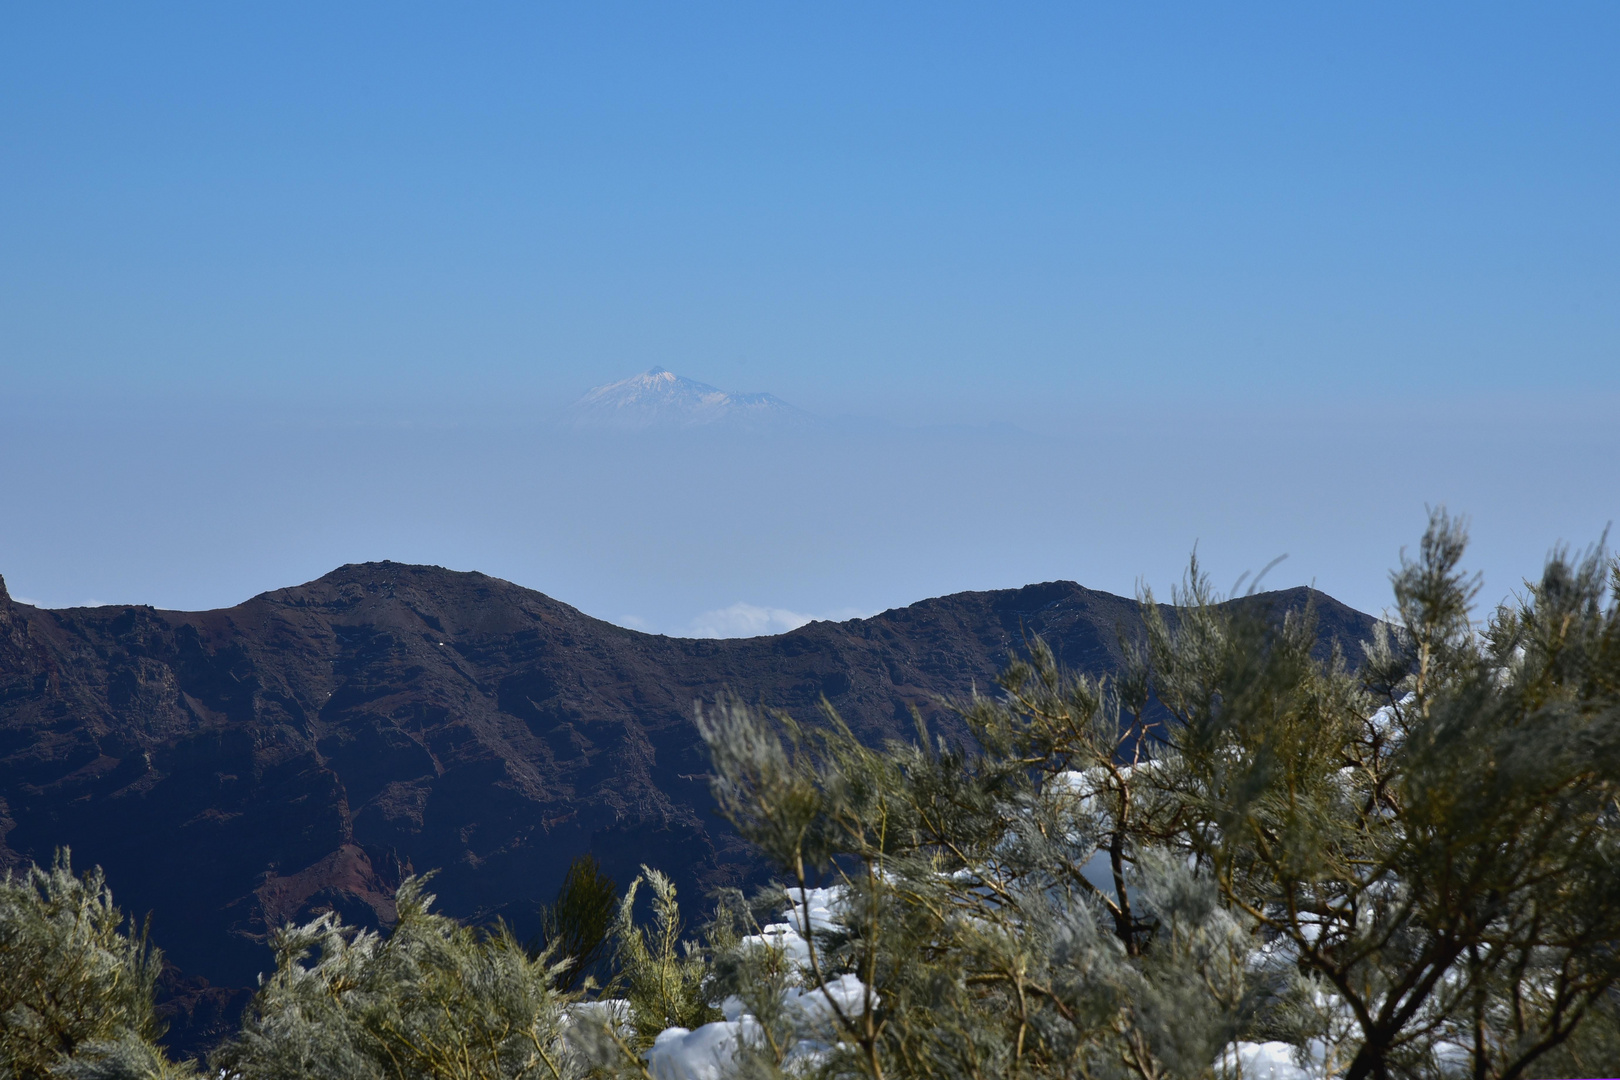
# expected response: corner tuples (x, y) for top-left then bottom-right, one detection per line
(2, 3), (1616, 632)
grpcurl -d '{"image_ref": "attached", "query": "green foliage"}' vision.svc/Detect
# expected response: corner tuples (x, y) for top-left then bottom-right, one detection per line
(697, 652), (1278, 1080)
(1141, 513), (1620, 1080)
(0, 849), (195, 1080)
(1527, 989), (1620, 1079)
(695, 511), (1620, 1080)
(213, 875), (587, 1080)
(610, 866), (719, 1047)
(539, 854), (618, 993)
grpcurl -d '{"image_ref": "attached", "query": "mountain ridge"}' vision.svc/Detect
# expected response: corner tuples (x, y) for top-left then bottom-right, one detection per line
(0, 562), (1378, 1051)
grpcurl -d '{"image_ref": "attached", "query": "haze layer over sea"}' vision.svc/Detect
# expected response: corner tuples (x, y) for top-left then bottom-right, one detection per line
(1, 379), (1609, 636)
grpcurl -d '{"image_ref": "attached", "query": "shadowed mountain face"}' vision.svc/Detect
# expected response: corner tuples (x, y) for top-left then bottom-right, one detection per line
(0, 563), (1377, 1036)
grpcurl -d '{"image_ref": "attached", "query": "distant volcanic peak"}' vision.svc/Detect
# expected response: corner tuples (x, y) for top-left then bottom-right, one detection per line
(569, 368), (810, 430)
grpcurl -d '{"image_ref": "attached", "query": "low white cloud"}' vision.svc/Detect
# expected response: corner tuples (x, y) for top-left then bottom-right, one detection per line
(688, 603), (871, 639)
(689, 603), (814, 638)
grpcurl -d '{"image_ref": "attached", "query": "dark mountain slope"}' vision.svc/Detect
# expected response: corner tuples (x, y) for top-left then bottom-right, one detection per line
(0, 564), (1377, 1003)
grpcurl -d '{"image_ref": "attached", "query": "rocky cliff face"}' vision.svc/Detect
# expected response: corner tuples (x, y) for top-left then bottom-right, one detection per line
(0, 563), (1376, 1044)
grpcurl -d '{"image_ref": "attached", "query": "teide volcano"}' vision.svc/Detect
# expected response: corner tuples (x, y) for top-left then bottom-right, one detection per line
(0, 565), (1376, 1048)
(568, 367), (813, 430)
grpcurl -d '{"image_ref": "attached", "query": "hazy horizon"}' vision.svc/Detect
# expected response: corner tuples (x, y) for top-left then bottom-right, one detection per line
(4, 377), (1612, 636)
(3, 5), (1616, 634)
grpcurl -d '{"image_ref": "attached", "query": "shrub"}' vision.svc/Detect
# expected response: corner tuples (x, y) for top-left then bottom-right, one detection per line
(213, 876), (585, 1080)
(0, 849), (194, 1080)
(611, 866), (720, 1049)
(537, 854), (618, 994)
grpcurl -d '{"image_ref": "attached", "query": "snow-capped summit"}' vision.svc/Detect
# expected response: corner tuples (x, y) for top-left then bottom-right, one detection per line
(568, 368), (811, 430)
